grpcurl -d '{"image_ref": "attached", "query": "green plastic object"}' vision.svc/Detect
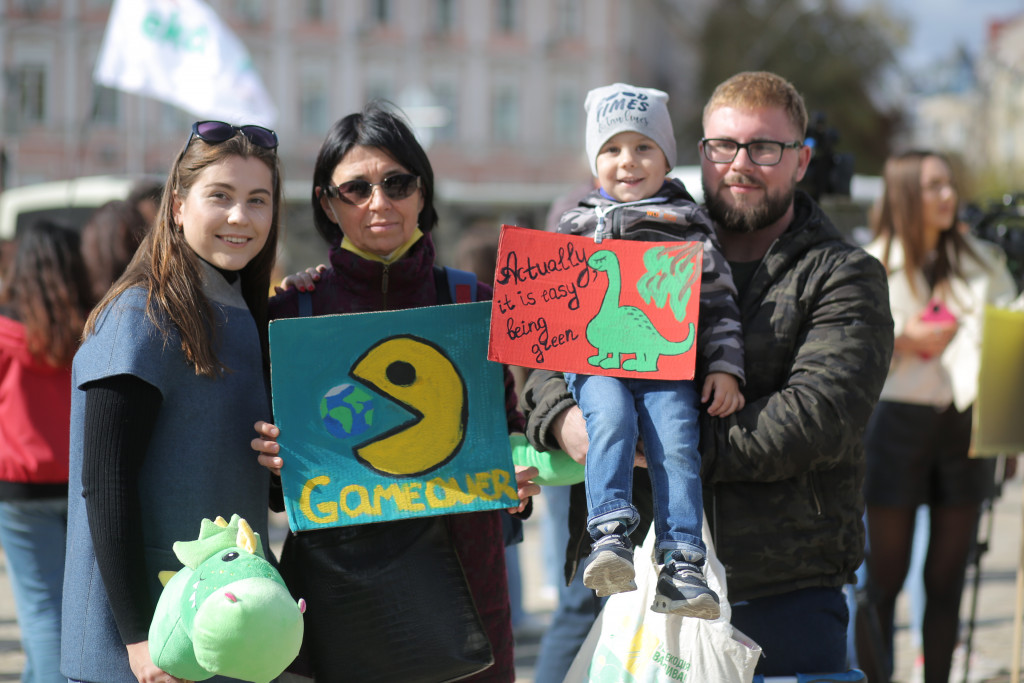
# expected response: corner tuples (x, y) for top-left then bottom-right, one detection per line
(510, 433), (585, 486)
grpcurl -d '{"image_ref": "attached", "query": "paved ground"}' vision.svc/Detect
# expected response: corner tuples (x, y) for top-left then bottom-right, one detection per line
(5, 476), (1024, 681)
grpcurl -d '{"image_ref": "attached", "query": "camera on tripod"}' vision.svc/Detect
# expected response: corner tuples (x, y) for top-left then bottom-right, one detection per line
(970, 193), (1024, 290)
(799, 112), (854, 201)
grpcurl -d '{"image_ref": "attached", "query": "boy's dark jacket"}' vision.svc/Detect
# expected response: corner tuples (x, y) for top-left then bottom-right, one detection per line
(525, 190), (894, 602)
(557, 177), (744, 383)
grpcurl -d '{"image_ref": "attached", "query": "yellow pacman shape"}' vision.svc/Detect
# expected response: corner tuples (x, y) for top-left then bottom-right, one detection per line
(351, 334), (467, 476)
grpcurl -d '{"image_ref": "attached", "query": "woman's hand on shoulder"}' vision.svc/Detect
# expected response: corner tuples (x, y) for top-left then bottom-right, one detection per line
(127, 641), (184, 683)
(252, 420), (283, 476)
(275, 264), (327, 294)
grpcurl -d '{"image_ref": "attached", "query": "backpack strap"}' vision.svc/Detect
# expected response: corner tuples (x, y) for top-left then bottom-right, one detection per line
(433, 266), (478, 304)
(297, 290), (313, 317)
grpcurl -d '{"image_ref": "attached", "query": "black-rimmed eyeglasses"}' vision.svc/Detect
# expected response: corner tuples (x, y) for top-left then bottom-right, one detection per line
(322, 174), (421, 205)
(701, 138), (803, 166)
(185, 121), (279, 154)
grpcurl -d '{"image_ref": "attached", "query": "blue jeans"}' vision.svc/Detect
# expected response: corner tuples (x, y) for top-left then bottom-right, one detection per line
(534, 486), (604, 683)
(732, 586), (849, 677)
(534, 564), (605, 683)
(0, 498), (67, 683)
(567, 373), (704, 560)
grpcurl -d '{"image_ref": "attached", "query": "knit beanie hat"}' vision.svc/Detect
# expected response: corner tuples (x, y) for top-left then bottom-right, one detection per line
(584, 83), (677, 177)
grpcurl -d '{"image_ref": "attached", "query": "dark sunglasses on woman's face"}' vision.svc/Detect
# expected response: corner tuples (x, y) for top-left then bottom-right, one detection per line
(184, 120), (279, 153)
(322, 174), (421, 205)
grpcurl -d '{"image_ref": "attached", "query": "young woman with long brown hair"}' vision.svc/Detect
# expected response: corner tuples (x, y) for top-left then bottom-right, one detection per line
(61, 121), (282, 683)
(863, 150), (1017, 683)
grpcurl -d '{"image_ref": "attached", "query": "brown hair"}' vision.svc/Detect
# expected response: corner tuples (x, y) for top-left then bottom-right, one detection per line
(80, 199), (149, 305)
(870, 150), (977, 298)
(85, 131), (282, 376)
(0, 220), (91, 367)
(703, 71), (808, 138)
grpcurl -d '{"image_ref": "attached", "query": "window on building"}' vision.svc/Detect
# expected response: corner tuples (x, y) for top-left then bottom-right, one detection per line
(371, 0), (391, 25)
(555, 0), (581, 37)
(305, 0), (326, 22)
(366, 80), (394, 103)
(553, 86), (579, 146)
(493, 86), (519, 144)
(436, 0), (456, 34)
(234, 0), (265, 24)
(300, 72), (328, 135)
(14, 64), (46, 124)
(16, 0), (56, 14)
(496, 0), (518, 34)
(159, 103), (192, 135)
(90, 85), (119, 125)
(434, 83), (458, 142)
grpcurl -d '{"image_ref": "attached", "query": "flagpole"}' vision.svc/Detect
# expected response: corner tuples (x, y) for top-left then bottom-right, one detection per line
(127, 93), (142, 176)
(138, 96), (147, 175)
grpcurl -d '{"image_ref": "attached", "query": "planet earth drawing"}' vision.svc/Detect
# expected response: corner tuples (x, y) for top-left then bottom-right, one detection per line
(320, 383), (375, 439)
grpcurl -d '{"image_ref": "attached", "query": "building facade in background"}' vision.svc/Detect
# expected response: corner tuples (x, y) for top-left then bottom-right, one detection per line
(979, 13), (1024, 191)
(907, 12), (1024, 194)
(0, 0), (709, 269)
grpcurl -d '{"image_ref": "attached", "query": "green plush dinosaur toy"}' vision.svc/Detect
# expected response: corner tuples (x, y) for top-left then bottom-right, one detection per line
(148, 514), (305, 683)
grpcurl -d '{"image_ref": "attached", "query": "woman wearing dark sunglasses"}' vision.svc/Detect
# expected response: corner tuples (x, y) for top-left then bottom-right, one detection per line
(251, 102), (538, 681)
(62, 122), (283, 683)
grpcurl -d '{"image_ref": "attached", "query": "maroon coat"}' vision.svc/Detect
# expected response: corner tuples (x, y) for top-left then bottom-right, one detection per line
(270, 233), (523, 681)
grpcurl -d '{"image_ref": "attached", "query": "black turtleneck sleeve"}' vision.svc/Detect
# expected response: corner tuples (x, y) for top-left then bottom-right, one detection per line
(81, 373), (162, 645)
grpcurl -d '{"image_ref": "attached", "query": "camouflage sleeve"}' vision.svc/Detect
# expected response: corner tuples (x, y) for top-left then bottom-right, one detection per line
(556, 204), (599, 237)
(696, 234), (744, 383)
(521, 368), (576, 452)
(701, 250), (894, 483)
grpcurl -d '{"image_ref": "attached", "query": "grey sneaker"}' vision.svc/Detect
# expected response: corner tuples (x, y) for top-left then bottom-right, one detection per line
(651, 552), (720, 619)
(583, 522), (636, 597)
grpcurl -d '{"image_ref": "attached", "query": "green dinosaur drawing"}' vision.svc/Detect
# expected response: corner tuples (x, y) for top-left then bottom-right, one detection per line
(585, 249), (696, 372)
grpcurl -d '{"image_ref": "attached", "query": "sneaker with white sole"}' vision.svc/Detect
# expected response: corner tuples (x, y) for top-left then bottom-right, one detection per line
(651, 551), (720, 619)
(583, 522), (636, 597)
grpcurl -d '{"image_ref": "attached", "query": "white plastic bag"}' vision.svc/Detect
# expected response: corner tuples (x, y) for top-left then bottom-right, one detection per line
(564, 519), (762, 683)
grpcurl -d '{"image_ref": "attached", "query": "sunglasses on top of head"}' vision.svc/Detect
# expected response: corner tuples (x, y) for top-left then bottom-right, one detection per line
(321, 174), (421, 205)
(184, 120), (279, 154)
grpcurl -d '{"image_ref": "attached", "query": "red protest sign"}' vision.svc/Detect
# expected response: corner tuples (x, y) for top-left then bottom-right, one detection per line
(487, 225), (702, 380)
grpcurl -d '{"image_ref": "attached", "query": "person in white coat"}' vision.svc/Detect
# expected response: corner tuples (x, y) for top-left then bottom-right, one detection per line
(862, 150), (1017, 683)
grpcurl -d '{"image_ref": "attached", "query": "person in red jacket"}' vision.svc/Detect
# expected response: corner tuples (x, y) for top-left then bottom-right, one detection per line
(0, 220), (91, 683)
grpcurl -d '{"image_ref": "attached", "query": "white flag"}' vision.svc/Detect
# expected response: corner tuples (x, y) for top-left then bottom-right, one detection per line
(94, 0), (277, 126)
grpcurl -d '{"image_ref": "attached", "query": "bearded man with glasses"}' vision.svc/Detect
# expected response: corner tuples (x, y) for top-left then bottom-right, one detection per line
(522, 71), (894, 677)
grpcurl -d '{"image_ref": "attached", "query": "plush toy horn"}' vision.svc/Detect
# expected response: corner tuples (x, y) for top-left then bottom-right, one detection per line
(236, 518), (258, 555)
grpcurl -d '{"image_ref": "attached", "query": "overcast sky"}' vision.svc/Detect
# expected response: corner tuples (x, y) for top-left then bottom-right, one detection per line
(844, 0), (1024, 70)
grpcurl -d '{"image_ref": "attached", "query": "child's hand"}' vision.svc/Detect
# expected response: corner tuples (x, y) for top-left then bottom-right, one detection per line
(702, 372), (745, 417)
